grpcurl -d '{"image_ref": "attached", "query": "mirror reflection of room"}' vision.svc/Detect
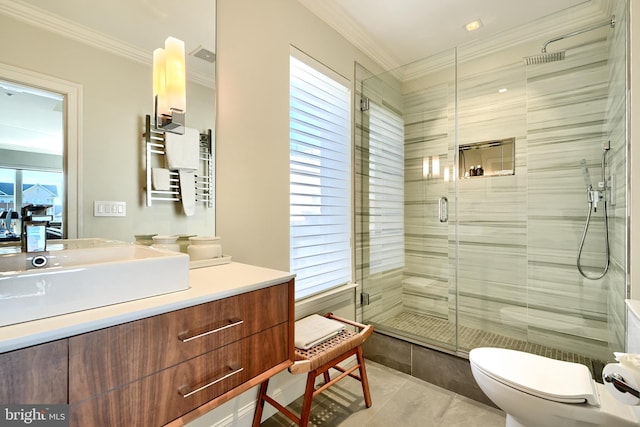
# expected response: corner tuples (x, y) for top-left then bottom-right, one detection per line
(0, 0), (216, 242)
(0, 80), (63, 242)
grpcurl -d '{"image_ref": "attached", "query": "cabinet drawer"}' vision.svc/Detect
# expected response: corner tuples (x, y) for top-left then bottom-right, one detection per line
(70, 322), (289, 427)
(0, 340), (68, 404)
(69, 282), (290, 402)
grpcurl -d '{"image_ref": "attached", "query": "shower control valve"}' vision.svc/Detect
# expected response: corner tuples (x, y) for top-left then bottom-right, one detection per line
(587, 186), (604, 212)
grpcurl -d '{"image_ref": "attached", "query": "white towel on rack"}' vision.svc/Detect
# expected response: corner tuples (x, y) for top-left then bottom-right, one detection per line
(152, 168), (171, 191)
(165, 127), (200, 171)
(179, 170), (196, 216)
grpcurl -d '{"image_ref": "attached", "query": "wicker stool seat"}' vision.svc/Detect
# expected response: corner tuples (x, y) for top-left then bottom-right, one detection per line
(252, 313), (373, 427)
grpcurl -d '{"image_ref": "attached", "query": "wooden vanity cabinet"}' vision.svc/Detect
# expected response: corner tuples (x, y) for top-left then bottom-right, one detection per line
(71, 323), (289, 426)
(69, 279), (294, 426)
(0, 340), (68, 404)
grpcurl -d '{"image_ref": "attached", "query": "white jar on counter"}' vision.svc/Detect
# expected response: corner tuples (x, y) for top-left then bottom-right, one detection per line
(134, 233), (157, 246)
(176, 234), (196, 254)
(188, 236), (222, 261)
(151, 235), (180, 252)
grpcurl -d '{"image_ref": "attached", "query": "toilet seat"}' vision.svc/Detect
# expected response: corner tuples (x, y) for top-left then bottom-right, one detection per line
(469, 347), (600, 406)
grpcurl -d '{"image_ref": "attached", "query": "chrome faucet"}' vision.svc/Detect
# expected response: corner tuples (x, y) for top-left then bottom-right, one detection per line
(20, 205), (52, 253)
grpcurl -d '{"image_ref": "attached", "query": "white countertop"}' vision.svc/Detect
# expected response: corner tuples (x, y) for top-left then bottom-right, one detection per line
(0, 262), (294, 353)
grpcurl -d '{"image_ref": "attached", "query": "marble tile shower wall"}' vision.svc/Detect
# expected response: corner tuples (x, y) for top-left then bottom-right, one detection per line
(401, 36), (618, 360)
(525, 37), (612, 360)
(403, 82), (453, 322)
(450, 61), (529, 347)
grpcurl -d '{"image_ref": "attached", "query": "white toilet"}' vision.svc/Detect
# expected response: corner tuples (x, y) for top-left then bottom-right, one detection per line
(469, 347), (639, 427)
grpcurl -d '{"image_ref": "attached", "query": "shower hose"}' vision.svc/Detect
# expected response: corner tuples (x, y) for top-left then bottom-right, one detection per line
(577, 148), (610, 280)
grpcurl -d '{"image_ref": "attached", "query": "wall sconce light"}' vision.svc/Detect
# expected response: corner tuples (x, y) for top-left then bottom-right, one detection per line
(153, 37), (186, 134)
(423, 156), (449, 182)
(423, 156), (441, 179)
(432, 156), (440, 178)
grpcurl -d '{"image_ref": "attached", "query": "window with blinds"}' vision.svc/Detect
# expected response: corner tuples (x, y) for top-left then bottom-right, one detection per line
(368, 102), (405, 273)
(289, 50), (351, 300)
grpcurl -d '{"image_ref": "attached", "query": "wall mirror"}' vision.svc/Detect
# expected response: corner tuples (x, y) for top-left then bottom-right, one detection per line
(0, 0), (216, 242)
(0, 72), (78, 242)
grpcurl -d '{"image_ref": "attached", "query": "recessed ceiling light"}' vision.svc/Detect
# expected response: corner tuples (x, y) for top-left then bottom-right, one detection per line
(498, 88), (508, 93)
(465, 19), (483, 32)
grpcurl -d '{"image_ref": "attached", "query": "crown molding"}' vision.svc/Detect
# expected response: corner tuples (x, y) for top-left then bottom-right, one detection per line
(0, 0), (213, 88)
(297, 0), (610, 83)
(394, 1), (611, 82)
(0, 0), (149, 63)
(296, 0), (401, 71)
(457, 1), (608, 60)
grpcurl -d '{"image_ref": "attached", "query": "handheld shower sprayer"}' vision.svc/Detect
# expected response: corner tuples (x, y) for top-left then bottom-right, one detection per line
(577, 142), (611, 280)
(580, 158), (599, 212)
(579, 158), (591, 188)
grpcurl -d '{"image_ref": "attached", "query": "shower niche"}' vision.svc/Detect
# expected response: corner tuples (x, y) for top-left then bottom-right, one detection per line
(458, 137), (515, 179)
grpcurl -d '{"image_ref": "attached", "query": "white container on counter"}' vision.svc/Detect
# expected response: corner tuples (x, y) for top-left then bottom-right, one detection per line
(134, 234), (157, 246)
(151, 235), (180, 252)
(188, 236), (222, 261)
(176, 234), (196, 254)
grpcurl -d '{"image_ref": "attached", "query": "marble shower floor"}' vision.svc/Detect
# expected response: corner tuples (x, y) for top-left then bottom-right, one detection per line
(260, 360), (505, 427)
(378, 311), (607, 378)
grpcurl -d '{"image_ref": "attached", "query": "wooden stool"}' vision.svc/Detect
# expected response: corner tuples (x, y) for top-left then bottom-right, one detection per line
(252, 313), (373, 427)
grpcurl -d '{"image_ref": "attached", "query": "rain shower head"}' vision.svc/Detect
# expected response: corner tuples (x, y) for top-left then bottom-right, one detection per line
(524, 51), (565, 65)
(523, 15), (615, 66)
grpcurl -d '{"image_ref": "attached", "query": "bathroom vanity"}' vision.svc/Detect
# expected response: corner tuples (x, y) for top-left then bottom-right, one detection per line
(0, 262), (295, 426)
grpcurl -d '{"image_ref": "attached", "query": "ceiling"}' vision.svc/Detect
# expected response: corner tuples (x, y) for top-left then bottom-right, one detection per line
(2, 0), (598, 80)
(298, 0), (593, 67)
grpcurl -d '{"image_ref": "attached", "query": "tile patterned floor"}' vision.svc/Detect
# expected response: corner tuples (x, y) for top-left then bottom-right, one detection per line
(379, 311), (607, 377)
(260, 360), (505, 427)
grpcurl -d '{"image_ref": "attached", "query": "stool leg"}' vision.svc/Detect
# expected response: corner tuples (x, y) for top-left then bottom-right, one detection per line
(299, 371), (317, 427)
(356, 346), (372, 408)
(252, 379), (269, 427)
(323, 371), (331, 384)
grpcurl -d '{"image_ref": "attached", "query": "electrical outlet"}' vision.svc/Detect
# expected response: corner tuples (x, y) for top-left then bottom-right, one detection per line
(94, 201), (126, 217)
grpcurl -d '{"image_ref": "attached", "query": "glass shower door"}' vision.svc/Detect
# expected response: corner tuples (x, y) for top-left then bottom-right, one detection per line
(358, 50), (458, 351)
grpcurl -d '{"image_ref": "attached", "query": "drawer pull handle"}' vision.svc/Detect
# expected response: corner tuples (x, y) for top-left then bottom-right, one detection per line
(178, 318), (244, 343)
(179, 366), (244, 398)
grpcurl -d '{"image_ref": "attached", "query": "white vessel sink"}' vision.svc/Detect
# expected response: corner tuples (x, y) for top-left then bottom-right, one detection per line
(0, 239), (190, 327)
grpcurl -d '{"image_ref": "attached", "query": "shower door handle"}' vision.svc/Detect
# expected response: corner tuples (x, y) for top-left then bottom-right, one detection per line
(439, 197), (448, 223)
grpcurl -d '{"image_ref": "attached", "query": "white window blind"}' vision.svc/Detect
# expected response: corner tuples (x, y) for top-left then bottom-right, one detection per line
(368, 102), (405, 273)
(290, 52), (351, 300)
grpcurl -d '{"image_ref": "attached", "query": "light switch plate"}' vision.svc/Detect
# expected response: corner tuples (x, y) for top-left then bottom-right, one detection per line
(94, 201), (126, 217)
